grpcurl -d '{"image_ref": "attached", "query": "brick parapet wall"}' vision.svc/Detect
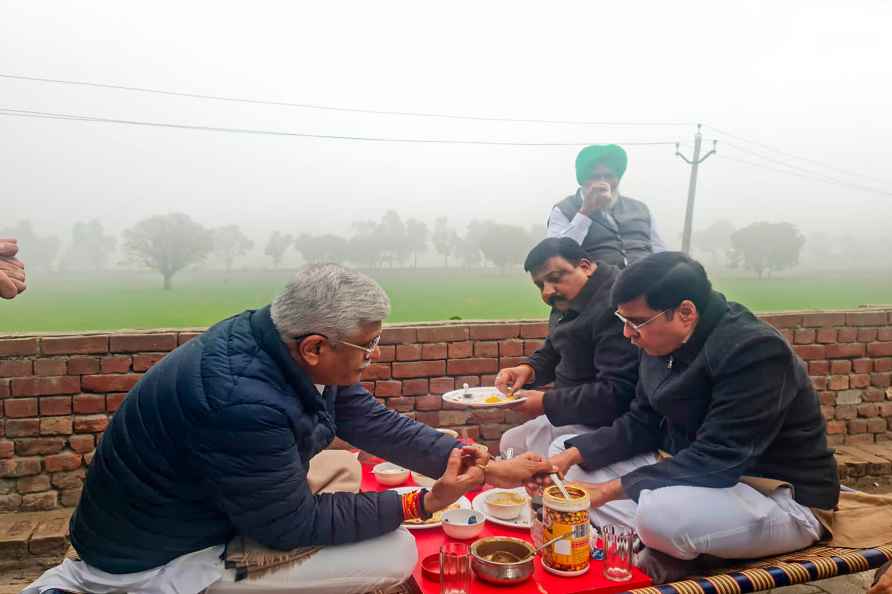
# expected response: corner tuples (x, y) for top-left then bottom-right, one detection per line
(1, 309), (891, 512)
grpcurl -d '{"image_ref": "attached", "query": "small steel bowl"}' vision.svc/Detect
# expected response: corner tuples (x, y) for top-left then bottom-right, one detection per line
(470, 536), (535, 585)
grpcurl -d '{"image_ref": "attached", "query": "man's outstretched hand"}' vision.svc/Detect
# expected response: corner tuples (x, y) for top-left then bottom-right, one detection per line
(0, 239), (26, 300)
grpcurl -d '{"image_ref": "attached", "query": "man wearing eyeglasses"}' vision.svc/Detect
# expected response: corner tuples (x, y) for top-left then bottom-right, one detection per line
(547, 144), (666, 268)
(543, 252), (838, 576)
(27, 264), (554, 594)
(495, 237), (639, 458)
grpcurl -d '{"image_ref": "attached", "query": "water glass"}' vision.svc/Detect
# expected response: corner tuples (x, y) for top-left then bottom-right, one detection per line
(440, 541), (471, 594)
(602, 524), (634, 582)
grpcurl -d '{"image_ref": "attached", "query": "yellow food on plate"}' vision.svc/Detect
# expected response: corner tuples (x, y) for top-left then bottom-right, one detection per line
(484, 395), (505, 404)
(488, 492), (527, 506)
(403, 502), (461, 525)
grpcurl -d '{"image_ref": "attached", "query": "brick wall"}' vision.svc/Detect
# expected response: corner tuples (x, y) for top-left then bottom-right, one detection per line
(1, 309), (891, 512)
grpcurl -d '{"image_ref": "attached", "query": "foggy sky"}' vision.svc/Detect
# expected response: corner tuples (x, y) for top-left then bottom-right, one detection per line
(2, 0), (891, 252)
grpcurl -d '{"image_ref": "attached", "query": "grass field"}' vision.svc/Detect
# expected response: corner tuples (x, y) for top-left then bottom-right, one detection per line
(2, 268), (891, 333)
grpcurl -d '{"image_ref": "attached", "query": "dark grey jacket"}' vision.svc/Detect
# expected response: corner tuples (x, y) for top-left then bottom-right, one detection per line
(526, 263), (639, 429)
(566, 292), (839, 510)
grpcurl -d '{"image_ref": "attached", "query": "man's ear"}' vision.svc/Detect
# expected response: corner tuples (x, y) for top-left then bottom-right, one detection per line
(288, 335), (326, 367)
(676, 300), (698, 324)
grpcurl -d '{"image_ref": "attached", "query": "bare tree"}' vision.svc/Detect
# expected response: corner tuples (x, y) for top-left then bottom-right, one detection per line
(264, 231), (293, 268)
(212, 225), (254, 276)
(405, 218), (428, 268)
(123, 213), (213, 290)
(729, 221), (805, 279)
(432, 217), (455, 267)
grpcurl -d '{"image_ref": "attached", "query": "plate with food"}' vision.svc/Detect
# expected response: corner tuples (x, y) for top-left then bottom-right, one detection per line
(441, 386), (526, 408)
(472, 488), (532, 529)
(390, 486), (472, 530)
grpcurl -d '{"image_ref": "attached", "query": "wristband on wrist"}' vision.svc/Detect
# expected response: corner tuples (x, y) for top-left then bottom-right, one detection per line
(417, 488), (432, 520)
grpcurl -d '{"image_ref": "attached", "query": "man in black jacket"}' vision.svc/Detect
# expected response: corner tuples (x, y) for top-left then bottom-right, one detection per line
(496, 238), (639, 457)
(546, 252), (838, 563)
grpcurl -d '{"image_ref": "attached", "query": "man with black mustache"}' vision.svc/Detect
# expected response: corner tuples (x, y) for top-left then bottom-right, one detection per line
(495, 237), (639, 457)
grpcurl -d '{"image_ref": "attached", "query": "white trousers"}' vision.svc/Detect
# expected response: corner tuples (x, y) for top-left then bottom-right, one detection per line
(500, 415), (593, 458)
(549, 437), (824, 560)
(208, 528), (418, 594)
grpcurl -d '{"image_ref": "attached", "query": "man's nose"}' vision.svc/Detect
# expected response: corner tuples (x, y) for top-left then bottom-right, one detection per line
(622, 323), (637, 340)
(371, 346), (382, 361)
(541, 285), (556, 301)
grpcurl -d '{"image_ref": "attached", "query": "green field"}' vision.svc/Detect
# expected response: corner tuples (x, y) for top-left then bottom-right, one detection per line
(2, 268), (891, 333)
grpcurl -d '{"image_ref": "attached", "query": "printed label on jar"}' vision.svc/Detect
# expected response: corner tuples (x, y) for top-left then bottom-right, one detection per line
(543, 516), (590, 572)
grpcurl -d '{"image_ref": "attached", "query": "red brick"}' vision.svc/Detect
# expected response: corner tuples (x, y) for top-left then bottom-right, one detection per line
(837, 328), (858, 343)
(0, 457), (41, 477)
(361, 380), (377, 394)
(380, 327), (417, 345)
(40, 417), (73, 436)
(878, 328), (892, 341)
(448, 342), (473, 359)
(0, 440), (13, 459)
(816, 328), (837, 344)
(386, 397), (414, 412)
(416, 326), (468, 343)
(74, 415), (108, 433)
(377, 345), (395, 362)
(0, 338), (38, 356)
(132, 354), (166, 372)
(106, 393), (126, 412)
(880, 402), (892, 417)
(826, 420), (846, 434)
(469, 324), (521, 340)
(414, 411), (439, 426)
(51, 468), (85, 490)
(762, 314), (803, 329)
(0, 379), (8, 398)
(868, 417), (888, 433)
(0, 360), (33, 378)
(438, 411), (470, 425)
(864, 388), (885, 402)
(402, 379), (429, 396)
(421, 343), (447, 360)
(39, 396), (72, 416)
(847, 311), (887, 327)
(5, 398), (37, 418)
(41, 336), (108, 355)
(811, 376), (828, 390)
(474, 342), (499, 358)
(827, 434), (845, 446)
(481, 374), (497, 385)
(500, 357), (528, 369)
(469, 409), (508, 424)
(430, 377), (455, 394)
(520, 322), (549, 339)
(84, 452), (94, 466)
(361, 364), (391, 381)
(793, 329), (816, 345)
(100, 356), (132, 373)
(868, 342), (892, 357)
(396, 344), (422, 361)
(857, 403), (880, 417)
(848, 418), (869, 434)
(82, 374), (142, 393)
(109, 333), (177, 353)
(877, 359), (892, 372)
(415, 394), (442, 411)
(829, 375), (849, 390)
(447, 358), (498, 375)
(846, 433), (876, 445)
(392, 361), (446, 379)
(795, 345), (826, 361)
(809, 360), (830, 375)
(44, 451), (82, 473)
(35, 358), (67, 377)
(6, 419), (39, 437)
(826, 344), (866, 359)
(66, 357), (100, 375)
(373, 380), (402, 398)
(499, 340), (524, 357)
(11, 376), (80, 397)
(830, 360), (852, 374)
(836, 405), (857, 419)
(872, 373), (892, 388)
(858, 328), (878, 342)
(801, 313), (847, 328)
(73, 394), (106, 414)
(68, 434), (95, 454)
(781, 329), (795, 344)
(177, 332), (202, 345)
(454, 376), (480, 388)
(60, 488), (83, 507)
(853, 358), (873, 374)
(16, 474), (50, 494)
(851, 374), (871, 389)
(21, 491), (57, 511)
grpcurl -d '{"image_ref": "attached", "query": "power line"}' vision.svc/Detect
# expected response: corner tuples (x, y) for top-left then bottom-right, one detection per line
(715, 154), (892, 197)
(0, 107), (681, 147)
(703, 124), (890, 184)
(0, 73), (694, 128)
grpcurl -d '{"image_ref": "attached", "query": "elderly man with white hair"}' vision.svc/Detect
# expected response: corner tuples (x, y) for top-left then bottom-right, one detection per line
(26, 264), (553, 594)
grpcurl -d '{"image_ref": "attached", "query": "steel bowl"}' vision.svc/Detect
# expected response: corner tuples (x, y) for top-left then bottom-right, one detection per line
(470, 536), (535, 585)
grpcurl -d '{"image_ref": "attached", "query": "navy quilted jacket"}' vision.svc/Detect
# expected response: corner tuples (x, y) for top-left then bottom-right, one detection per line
(70, 306), (458, 574)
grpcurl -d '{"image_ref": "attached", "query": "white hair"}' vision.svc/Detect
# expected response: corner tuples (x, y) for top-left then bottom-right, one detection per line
(270, 263), (391, 342)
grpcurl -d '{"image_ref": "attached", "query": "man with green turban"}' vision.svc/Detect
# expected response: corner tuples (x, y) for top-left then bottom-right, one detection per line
(547, 144), (665, 268)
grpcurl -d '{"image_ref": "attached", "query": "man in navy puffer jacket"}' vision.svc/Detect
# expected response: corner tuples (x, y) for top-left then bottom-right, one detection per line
(26, 264), (551, 594)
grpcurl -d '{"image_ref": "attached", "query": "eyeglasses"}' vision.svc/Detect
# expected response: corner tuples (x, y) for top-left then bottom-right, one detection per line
(614, 309), (671, 333)
(292, 333), (381, 360)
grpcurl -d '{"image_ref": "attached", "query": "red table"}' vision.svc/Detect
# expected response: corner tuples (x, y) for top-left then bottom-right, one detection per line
(361, 461), (651, 594)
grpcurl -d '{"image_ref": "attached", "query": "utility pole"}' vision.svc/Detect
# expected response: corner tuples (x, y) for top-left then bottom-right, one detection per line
(677, 123), (717, 254)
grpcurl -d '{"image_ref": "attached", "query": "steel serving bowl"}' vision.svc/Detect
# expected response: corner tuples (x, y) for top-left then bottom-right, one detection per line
(470, 536), (535, 585)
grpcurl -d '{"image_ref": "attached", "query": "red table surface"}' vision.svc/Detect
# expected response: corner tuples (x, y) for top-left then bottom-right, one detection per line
(360, 461), (651, 594)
